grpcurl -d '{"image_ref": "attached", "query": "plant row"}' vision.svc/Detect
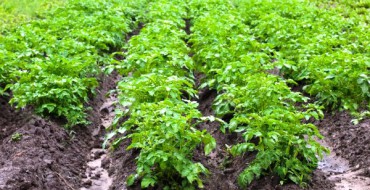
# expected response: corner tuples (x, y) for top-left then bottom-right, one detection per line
(233, 0), (370, 115)
(189, 0), (326, 187)
(105, 0), (216, 189)
(0, 0), (145, 127)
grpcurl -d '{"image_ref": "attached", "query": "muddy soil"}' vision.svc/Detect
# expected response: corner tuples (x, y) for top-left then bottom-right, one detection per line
(0, 75), (116, 190)
(315, 111), (370, 190)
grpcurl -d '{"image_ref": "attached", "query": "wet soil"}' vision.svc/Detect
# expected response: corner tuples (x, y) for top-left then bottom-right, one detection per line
(107, 139), (139, 190)
(81, 77), (122, 190)
(315, 111), (370, 190)
(105, 86), (139, 190)
(81, 148), (112, 190)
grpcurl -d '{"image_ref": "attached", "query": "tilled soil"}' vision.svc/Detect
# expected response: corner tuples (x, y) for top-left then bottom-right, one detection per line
(316, 112), (370, 172)
(315, 111), (370, 190)
(0, 75), (115, 190)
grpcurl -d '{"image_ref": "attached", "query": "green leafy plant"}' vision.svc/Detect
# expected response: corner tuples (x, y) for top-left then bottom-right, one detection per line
(189, 0), (327, 187)
(0, 0), (144, 127)
(116, 74), (197, 109)
(119, 100), (215, 189)
(105, 0), (216, 188)
(11, 132), (22, 142)
(234, 0), (370, 113)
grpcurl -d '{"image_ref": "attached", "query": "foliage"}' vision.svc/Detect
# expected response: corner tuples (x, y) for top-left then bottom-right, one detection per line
(117, 20), (193, 77)
(0, 0), (64, 31)
(116, 74), (197, 109)
(234, 0), (370, 113)
(2, 0), (368, 188)
(105, 0), (216, 188)
(0, 0), (139, 127)
(118, 100), (215, 189)
(190, 0), (327, 187)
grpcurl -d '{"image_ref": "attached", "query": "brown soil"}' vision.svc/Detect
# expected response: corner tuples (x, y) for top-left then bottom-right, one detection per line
(0, 75), (115, 190)
(315, 111), (370, 190)
(195, 87), (246, 190)
(108, 139), (139, 190)
(316, 111), (370, 170)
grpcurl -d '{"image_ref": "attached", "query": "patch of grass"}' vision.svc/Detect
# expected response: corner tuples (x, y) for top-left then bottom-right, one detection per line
(0, 0), (64, 30)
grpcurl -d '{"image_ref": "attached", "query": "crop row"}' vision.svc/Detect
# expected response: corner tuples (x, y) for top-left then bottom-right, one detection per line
(189, 0), (326, 187)
(106, 0), (216, 189)
(234, 0), (370, 115)
(1, 0), (365, 189)
(0, 0), (146, 127)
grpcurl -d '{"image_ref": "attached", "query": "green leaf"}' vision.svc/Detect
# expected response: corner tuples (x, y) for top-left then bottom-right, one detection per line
(204, 138), (216, 155)
(141, 176), (156, 188)
(126, 174), (137, 186)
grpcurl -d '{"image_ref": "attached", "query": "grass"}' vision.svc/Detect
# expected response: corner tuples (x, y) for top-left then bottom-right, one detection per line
(0, 0), (64, 31)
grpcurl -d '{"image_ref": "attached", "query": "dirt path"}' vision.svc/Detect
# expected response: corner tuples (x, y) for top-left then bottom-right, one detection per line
(81, 75), (121, 190)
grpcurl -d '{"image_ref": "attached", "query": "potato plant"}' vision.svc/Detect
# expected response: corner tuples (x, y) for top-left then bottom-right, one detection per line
(189, 0), (327, 187)
(105, 0), (216, 188)
(0, 0), (144, 127)
(1, 0), (368, 189)
(234, 0), (370, 114)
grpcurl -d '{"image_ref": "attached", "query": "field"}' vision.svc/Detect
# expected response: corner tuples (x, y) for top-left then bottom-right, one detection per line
(0, 0), (369, 189)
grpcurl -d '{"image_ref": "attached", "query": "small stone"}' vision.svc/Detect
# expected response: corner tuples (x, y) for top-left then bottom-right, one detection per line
(44, 159), (53, 166)
(83, 179), (92, 187)
(81, 173), (87, 178)
(46, 174), (54, 181)
(93, 150), (105, 158)
(101, 157), (111, 169)
(91, 173), (101, 180)
(93, 141), (102, 149)
(28, 119), (36, 126)
(92, 127), (101, 137)
(56, 144), (65, 151)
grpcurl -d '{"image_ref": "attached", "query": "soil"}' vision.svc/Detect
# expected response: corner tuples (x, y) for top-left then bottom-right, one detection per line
(315, 111), (370, 190)
(0, 75), (116, 190)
